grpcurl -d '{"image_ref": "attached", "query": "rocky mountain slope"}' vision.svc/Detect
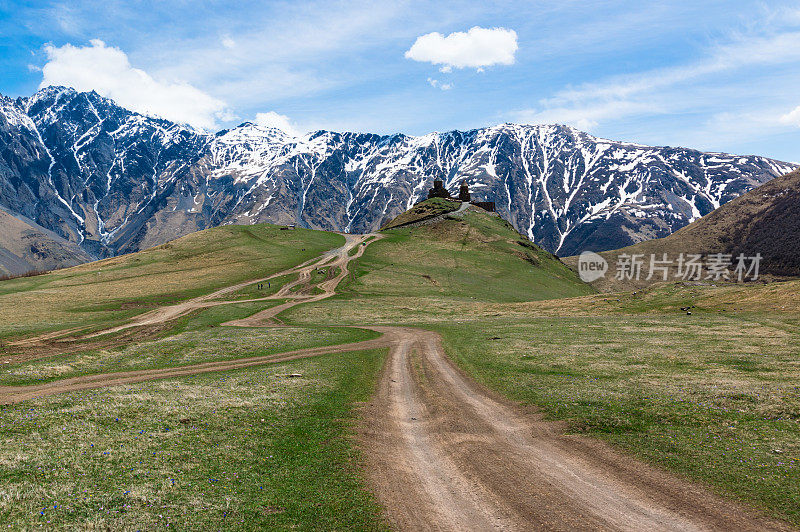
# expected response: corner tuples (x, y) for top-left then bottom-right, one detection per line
(0, 206), (91, 276)
(0, 86), (795, 267)
(565, 168), (800, 291)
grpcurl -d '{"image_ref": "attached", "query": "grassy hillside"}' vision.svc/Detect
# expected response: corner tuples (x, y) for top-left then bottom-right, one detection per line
(286, 205), (593, 325)
(566, 168), (800, 291)
(0, 224), (344, 341)
(0, 223), (391, 529)
(368, 208), (591, 301)
(380, 197), (460, 229)
(4, 197), (799, 526)
(283, 216), (800, 525)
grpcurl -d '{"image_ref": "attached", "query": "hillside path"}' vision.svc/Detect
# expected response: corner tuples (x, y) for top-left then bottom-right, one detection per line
(0, 232), (792, 531)
(8, 232), (374, 346)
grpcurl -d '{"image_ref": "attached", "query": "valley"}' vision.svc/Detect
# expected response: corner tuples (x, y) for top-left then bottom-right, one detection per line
(4, 3), (800, 529)
(0, 202), (797, 529)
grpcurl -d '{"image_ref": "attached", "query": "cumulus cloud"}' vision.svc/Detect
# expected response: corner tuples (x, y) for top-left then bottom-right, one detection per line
(221, 36), (236, 49)
(427, 78), (452, 91)
(405, 26), (518, 71)
(255, 111), (300, 136)
(40, 40), (231, 130)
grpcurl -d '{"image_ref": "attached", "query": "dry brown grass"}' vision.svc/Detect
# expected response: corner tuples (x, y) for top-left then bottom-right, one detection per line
(0, 225), (343, 341)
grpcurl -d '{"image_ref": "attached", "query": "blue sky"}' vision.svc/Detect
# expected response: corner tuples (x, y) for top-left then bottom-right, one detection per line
(2, 0), (800, 161)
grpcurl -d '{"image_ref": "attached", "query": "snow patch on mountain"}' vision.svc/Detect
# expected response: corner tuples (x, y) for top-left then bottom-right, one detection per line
(0, 87), (796, 263)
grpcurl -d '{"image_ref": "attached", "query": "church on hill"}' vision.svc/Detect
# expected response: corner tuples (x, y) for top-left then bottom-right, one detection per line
(427, 180), (495, 212)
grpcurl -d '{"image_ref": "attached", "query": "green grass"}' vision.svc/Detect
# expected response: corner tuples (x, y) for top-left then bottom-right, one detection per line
(380, 197), (460, 229)
(175, 301), (288, 333)
(5, 200), (800, 528)
(430, 313), (800, 524)
(0, 348), (389, 530)
(0, 224), (344, 342)
(212, 275), (294, 301)
(354, 211), (591, 302)
(0, 323), (379, 386)
(278, 213), (800, 524)
(281, 210), (592, 327)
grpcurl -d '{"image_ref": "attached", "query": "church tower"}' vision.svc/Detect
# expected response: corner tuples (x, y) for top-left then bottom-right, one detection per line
(458, 181), (471, 202)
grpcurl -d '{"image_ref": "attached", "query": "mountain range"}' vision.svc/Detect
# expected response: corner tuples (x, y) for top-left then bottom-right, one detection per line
(0, 86), (795, 273)
(566, 168), (800, 291)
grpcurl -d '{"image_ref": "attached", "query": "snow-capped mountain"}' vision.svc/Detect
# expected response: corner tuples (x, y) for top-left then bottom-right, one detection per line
(0, 86), (795, 264)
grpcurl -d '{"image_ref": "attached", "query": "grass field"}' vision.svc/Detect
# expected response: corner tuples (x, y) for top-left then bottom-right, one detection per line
(0, 222), (392, 529)
(282, 221), (800, 525)
(433, 310), (800, 524)
(351, 210), (591, 302)
(0, 224), (344, 342)
(0, 325), (378, 386)
(0, 348), (389, 530)
(3, 206), (800, 527)
(281, 208), (593, 328)
(210, 274), (294, 301)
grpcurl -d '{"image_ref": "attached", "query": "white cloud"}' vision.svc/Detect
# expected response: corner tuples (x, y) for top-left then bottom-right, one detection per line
(221, 36), (236, 49)
(40, 40), (231, 130)
(427, 78), (453, 91)
(255, 111), (300, 136)
(780, 106), (800, 127)
(405, 26), (518, 70)
(514, 27), (800, 132)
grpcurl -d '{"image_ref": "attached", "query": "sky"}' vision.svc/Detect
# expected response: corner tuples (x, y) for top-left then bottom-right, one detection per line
(1, 0), (800, 161)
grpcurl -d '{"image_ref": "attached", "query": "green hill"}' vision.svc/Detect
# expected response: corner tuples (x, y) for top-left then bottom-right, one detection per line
(282, 202), (594, 328)
(3, 197), (800, 529)
(365, 203), (593, 302)
(0, 224), (344, 341)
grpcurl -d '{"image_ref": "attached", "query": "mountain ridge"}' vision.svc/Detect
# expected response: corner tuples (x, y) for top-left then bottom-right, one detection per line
(0, 86), (795, 268)
(564, 168), (800, 291)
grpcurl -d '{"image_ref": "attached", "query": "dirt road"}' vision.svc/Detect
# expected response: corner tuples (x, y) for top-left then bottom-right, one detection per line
(8, 233), (374, 346)
(0, 335), (390, 404)
(223, 232), (375, 327)
(0, 232), (793, 530)
(359, 327), (790, 531)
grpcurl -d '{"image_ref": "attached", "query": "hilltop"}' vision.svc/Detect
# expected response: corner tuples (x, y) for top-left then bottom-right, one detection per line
(380, 197), (462, 229)
(282, 199), (593, 330)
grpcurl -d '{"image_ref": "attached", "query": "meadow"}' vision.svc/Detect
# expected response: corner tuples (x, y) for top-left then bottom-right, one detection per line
(0, 225), (343, 341)
(2, 208), (799, 526)
(436, 310), (800, 524)
(0, 348), (388, 530)
(281, 210), (800, 524)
